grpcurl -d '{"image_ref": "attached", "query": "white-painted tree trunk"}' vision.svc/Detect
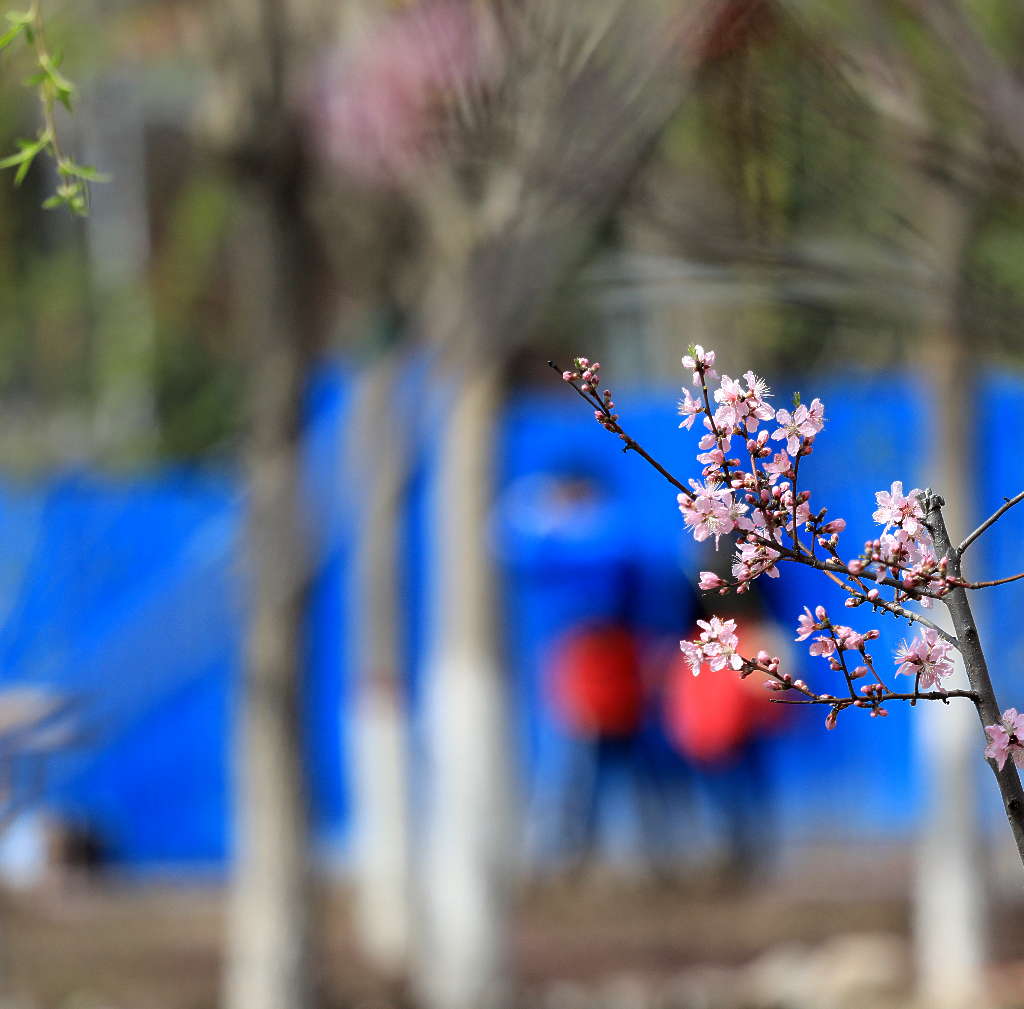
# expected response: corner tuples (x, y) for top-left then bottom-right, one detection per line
(346, 351), (413, 977)
(419, 363), (516, 1009)
(912, 180), (986, 1009)
(223, 184), (315, 1009)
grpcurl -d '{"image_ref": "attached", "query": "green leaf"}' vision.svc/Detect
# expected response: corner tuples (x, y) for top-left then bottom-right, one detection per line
(41, 193), (63, 209)
(792, 391), (802, 407)
(0, 21), (23, 50)
(13, 149), (36, 185)
(58, 159), (109, 182)
(40, 55), (73, 94)
(0, 133), (47, 185)
(0, 143), (36, 170)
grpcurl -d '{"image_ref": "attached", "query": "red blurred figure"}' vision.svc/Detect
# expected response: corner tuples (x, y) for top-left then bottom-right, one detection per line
(663, 591), (791, 880)
(549, 624), (645, 741)
(546, 618), (673, 872)
(664, 624), (784, 765)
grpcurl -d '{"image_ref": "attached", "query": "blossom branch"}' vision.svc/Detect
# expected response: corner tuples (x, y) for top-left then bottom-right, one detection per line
(548, 359), (692, 498)
(770, 689), (979, 706)
(923, 492), (1024, 868)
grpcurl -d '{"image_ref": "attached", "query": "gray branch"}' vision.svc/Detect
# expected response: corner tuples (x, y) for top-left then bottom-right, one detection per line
(924, 491), (1024, 869)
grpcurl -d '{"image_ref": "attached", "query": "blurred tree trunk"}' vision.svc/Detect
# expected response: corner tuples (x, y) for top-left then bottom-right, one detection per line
(420, 344), (514, 1009)
(912, 168), (986, 1009)
(201, 2), (333, 1008)
(224, 172), (317, 1009)
(347, 346), (414, 982)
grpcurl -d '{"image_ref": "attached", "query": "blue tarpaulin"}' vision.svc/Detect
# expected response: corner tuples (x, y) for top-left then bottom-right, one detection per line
(0, 365), (1018, 868)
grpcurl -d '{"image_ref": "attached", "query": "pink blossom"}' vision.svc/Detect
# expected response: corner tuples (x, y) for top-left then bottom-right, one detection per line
(984, 709), (1024, 770)
(795, 606), (817, 641)
(762, 452), (791, 484)
(695, 616), (744, 671)
(712, 372), (773, 433)
(681, 345), (717, 386)
(680, 616), (746, 675)
(833, 626), (866, 650)
(772, 398), (825, 455)
(699, 571), (725, 590)
(893, 628), (954, 689)
(741, 371), (775, 430)
(779, 488), (811, 532)
(808, 635), (836, 657)
(872, 481), (926, 536)
(677, 389), (702, 430)
(679, 639), (703, 677)
(731, 539), (781, 582)
(678, 480), (739, 547)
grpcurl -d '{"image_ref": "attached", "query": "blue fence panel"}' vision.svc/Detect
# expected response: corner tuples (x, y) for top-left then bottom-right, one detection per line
(0, 366), (1013, 868)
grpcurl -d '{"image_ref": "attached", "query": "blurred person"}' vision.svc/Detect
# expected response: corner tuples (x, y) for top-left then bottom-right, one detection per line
(499, 467), (675, 872)
(662, 587), (791, 883)
(546, 615), (652, 870)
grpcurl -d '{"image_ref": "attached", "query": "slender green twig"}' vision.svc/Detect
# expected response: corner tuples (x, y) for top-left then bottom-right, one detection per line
(0, 0), (107, 213)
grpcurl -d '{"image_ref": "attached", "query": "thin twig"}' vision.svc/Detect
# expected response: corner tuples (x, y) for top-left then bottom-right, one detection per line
(957, 490), (1024, 556)
(770, 689), (978, 706)
(961, 570), (1024, 590)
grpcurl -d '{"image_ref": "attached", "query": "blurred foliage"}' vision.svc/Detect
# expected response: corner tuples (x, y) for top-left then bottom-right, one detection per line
(0, 0), (1022, 466)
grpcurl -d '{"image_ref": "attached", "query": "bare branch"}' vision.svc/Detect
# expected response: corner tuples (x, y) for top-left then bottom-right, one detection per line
(957, 491), (1024, 556)
(770, 689), (979, 707)
(960, 570), (1024, 590)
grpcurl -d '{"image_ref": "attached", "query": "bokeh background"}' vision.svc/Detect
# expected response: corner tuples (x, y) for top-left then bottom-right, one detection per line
(0, 1), (1023, 1007)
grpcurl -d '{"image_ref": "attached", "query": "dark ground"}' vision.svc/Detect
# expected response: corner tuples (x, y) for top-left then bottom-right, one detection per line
(0, 847), (1022, 1009)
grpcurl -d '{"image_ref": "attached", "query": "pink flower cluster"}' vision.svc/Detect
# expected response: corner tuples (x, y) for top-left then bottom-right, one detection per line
(679, 616), (744, 676)
(795, 606), (880, 664)
(678, 479), (751, 548)
(894, 628), (955, 690)
(558, 346), (992, 733)
(984, 709), (1024, 771)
